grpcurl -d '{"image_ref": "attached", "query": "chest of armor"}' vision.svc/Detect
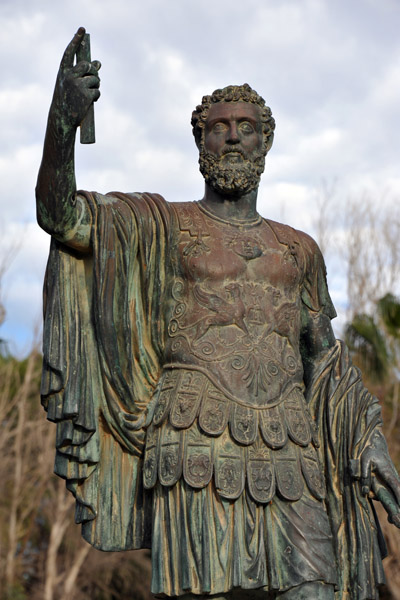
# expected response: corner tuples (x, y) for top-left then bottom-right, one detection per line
(144, 202), (324, 504)
(164, 202), (305, 406)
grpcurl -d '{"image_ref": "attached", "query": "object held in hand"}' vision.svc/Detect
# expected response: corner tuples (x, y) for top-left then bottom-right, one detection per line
(76, 33), (95, 144)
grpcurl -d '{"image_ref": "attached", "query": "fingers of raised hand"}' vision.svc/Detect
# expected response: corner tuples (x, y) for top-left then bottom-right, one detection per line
(60, 27), (86, 69)
(82, 83), (100, 104)
(72, 60), (101, 79)
(68, 61), (101, 103)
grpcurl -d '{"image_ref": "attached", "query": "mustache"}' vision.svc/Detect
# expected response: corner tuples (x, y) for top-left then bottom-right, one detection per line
(199, 147), (265, 197)
(221, 146), (245, 158)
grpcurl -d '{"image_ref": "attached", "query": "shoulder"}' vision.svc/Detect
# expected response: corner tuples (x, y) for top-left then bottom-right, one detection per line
(86, 191), (172, 222)
(102, 191), (168, 209)
(294, 229), (326, 270)
(264, 218), (324, 271)
(264, 218), (318, 250)
(80, 190), (168, 206)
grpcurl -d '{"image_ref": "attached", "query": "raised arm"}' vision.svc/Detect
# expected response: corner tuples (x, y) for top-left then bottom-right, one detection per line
(36, 28), (100, 250)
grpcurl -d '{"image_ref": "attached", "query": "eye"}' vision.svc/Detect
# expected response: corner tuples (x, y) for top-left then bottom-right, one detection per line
(212, 122), (228, 133)
(239, 121), (255, 134)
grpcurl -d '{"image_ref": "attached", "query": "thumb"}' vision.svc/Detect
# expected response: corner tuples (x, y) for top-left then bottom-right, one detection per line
(360, 453), (372, 495)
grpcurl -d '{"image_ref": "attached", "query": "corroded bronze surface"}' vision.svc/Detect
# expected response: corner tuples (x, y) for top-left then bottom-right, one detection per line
(36, 28), (400, 600)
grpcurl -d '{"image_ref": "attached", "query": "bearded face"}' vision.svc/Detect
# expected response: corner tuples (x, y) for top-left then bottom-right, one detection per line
(199, 146), (266, 197)
(198, 101), (268, 197)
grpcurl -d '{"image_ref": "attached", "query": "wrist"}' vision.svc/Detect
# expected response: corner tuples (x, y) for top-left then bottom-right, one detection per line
(48, 105), (78, 140)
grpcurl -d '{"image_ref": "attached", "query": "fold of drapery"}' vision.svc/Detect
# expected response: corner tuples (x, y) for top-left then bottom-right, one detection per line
(307, 340), (386, 599)
(41, 191), (171, 550)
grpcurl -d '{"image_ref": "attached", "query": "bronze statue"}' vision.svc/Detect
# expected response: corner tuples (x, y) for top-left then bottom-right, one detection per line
(36, 28), (400, 600)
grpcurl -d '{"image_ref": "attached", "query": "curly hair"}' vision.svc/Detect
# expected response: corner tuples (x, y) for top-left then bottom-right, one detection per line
(191, 84), (275, 151)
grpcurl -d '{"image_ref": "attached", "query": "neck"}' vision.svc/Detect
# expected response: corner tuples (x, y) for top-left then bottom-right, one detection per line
(200, 184), (259, 222)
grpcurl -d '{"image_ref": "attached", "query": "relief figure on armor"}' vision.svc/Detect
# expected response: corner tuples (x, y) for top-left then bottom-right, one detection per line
(36, 27), (400, 600)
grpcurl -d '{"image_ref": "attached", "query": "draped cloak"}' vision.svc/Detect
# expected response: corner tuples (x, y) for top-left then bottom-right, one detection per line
(41, 191), (386, 599)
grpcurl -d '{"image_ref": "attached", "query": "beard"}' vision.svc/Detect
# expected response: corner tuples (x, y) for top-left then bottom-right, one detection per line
(199, 147), (266, 197)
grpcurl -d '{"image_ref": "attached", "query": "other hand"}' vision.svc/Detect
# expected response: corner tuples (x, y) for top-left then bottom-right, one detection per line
(359, 429), (400, 528)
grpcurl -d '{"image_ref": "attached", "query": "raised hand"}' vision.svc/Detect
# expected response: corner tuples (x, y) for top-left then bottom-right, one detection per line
(36, 28), (100, 242)
(51, 27), (101, 132)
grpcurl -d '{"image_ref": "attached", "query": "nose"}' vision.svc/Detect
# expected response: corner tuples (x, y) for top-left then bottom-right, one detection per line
(226, 123), (240, 144)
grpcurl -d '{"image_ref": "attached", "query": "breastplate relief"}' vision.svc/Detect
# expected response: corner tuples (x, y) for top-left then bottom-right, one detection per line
(165, 204), (305, 407)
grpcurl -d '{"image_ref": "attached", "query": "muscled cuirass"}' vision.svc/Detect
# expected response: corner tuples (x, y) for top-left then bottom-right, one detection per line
(144, 201), (325, 503)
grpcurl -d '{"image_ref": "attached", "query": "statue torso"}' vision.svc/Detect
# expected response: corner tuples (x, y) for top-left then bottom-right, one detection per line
(144, 201), (325, 504)
(164, 201), (304, 406)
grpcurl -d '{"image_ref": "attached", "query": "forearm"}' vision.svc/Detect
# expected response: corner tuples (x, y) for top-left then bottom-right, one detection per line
(36, 109), (79, 238)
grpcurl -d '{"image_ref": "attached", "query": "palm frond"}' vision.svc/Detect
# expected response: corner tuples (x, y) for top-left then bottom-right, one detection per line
(378, 293), (400, 339)
(345, 313), (389, 381)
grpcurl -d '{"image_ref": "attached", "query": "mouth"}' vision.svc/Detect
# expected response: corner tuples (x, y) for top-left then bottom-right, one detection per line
(221, 151), (244, 164)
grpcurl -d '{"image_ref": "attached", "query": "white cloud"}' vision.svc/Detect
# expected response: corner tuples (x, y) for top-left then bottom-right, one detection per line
(0, 222), (49, 355)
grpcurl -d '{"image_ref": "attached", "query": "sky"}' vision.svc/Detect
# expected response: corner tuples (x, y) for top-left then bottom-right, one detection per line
(0, 0), (399, 355)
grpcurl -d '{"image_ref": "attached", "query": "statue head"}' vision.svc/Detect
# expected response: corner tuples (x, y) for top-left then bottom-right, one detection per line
(191, 84), (275, 196)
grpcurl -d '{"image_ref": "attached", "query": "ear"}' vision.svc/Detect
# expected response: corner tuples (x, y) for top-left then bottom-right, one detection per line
(194, 129), (202, 150)
(264, 132), (274, 154)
